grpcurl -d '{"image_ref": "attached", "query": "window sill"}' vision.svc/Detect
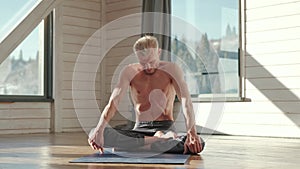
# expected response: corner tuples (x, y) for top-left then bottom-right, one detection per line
(191, 97), (251, 102)
(0, 97), (54, 103)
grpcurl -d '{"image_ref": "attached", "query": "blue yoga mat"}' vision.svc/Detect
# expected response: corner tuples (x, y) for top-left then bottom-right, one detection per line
(70, 151), (190, 164)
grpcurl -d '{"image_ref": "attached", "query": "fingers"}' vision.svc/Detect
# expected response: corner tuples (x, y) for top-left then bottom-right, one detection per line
(186, 143), (199, 154)
(93, 143), (104, 154)
(90, 141), (98, 150)
(183, 138), (203, 154)
(192, 140), (203, 154)
(194, 141), (201, 153)
(183, 142), (189, 154)
(88, 139), (94, 148)
(99, 147), (104, 154)
(198, 139), (203, 152)
(192, 139), (201, 153)
(88, 139), (104, 153)
(188, 143), (195, 153)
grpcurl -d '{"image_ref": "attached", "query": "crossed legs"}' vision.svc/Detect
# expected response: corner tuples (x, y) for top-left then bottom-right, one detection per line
(102, 127), (205, 154)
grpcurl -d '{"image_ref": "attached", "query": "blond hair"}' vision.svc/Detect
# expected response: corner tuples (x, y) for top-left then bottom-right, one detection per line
(133, 35), (159, 53)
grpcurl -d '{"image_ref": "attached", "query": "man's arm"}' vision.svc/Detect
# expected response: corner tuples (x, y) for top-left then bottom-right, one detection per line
(88, 65), (132, 153)
(170, 63), (203, 154)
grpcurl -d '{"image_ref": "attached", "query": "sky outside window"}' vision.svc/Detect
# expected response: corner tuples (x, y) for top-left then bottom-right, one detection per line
(0, 0), (41, 60)
(0, 0), (44, 96)
(171, 0), (238, 40)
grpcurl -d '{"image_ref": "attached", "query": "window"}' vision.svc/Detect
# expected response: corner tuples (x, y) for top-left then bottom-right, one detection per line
(171, 0), (240, 100)
(0, 0), (53, 101)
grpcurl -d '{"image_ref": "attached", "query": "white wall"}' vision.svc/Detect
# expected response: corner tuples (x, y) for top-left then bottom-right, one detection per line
(53, 0), (102, 133)
(0, 102), (51, 134)
(54, 0), (142, 133)
(196, 0), (300, 137)
(101, 0), (142, 127)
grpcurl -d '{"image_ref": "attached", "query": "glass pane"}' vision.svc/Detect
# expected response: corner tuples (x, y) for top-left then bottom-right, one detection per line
(0, 0), (41, 42)
(171, 0), (239, 97)
(0, 22), (44, 95)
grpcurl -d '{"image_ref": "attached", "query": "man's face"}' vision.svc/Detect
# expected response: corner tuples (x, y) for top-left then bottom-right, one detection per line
(136, 48), (160, 74)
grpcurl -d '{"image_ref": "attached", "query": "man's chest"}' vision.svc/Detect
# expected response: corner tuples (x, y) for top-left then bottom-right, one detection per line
(130, 70), (172, 92)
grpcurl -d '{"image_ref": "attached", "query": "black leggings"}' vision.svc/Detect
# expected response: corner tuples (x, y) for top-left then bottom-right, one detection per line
(103, 127), (146, 149)
(103, 121), (205, 154)
(103, 120), (175, 148)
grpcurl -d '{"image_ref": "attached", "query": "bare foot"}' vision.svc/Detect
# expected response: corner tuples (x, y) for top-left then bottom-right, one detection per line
(154, 131), (177, 139)
(161, 131), (177, 139)
(154, 131), (164, 137)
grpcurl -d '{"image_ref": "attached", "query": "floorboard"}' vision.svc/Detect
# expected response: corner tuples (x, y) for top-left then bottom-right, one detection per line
(0, 133), (299, 169)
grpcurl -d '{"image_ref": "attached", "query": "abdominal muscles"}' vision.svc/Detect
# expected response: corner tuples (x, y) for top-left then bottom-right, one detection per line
(136, 89), (168, 121)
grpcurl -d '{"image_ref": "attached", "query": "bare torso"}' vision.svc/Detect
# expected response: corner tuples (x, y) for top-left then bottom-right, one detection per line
(128, 62), (176, 122)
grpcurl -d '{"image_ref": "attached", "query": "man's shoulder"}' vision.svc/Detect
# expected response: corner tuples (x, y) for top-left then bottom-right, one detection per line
(122, 63), (140, 75)
(122, 63), (137, 70)
(126, 63), (140, 69)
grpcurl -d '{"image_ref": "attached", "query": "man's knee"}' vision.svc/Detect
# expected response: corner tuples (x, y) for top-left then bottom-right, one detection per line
(103, 127), (145, 148)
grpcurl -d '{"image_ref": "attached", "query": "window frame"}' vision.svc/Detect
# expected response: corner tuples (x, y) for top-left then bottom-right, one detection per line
(142, 0), (246, 102)
(176, 0), (245, 102)
(0, 12), (53, 102)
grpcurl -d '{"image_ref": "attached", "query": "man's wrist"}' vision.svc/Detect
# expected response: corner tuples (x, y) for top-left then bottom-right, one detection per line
(92, 126), (105, 137)
(187, 125), (197, 134)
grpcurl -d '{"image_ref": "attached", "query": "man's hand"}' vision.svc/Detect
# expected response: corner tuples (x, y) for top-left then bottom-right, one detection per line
(88, 129), (104, 154)
(183, 131), (203, 154)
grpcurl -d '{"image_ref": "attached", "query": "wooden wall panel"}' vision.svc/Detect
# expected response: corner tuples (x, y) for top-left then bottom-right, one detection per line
(0, 103), (51, 134)
(208, 0), (300, 137)
(101, 0), (142, 126)
(53, 0), (102, 132)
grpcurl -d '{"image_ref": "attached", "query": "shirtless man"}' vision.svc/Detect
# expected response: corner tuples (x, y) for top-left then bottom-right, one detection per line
(88, 36), (204, 154)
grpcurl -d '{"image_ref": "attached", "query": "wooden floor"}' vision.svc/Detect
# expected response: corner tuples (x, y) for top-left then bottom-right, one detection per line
(0, 133), (299, 169)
